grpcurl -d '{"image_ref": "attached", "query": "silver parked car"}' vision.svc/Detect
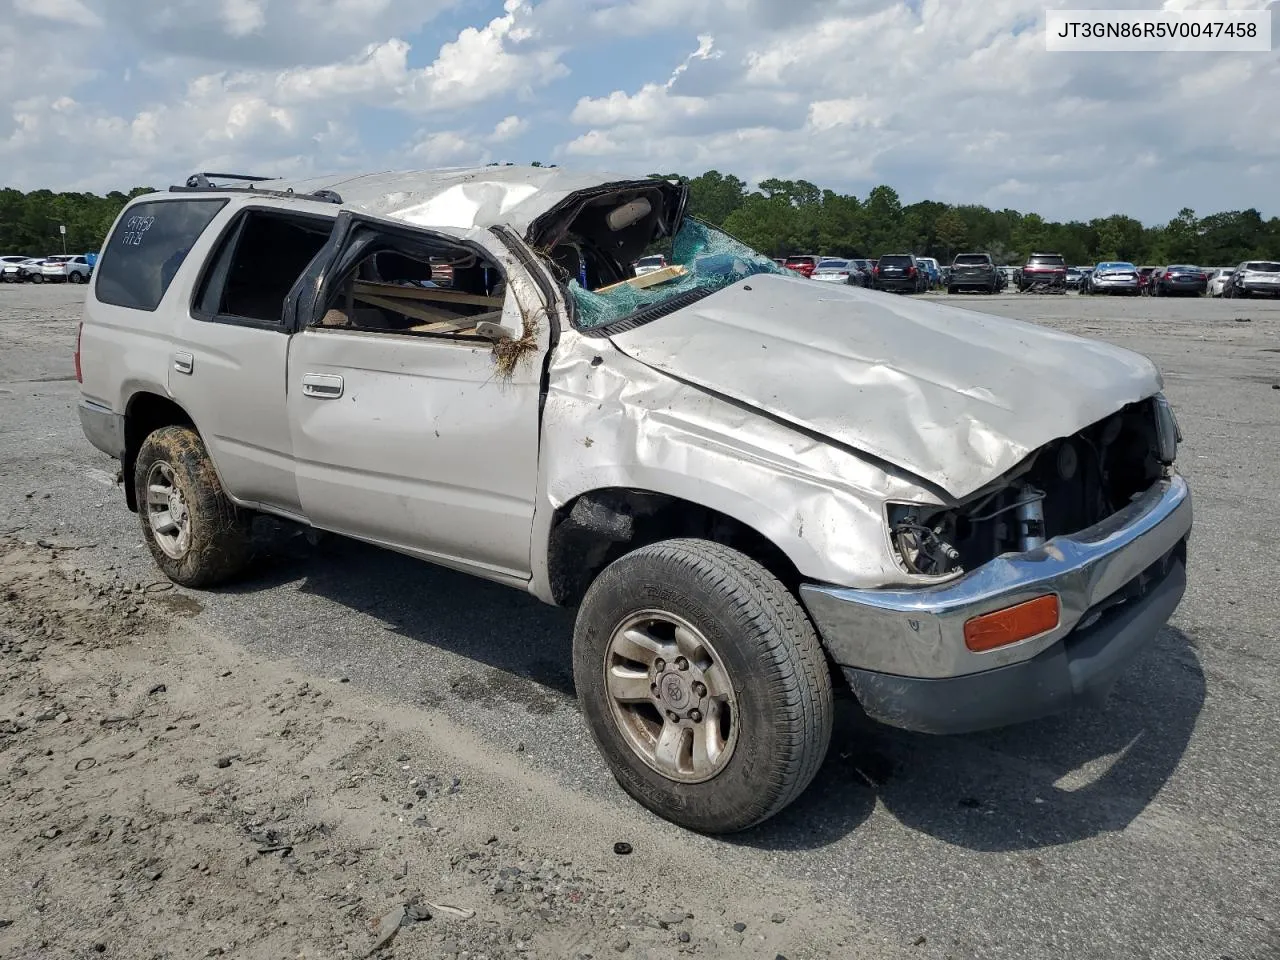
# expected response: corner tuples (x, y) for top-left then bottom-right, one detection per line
(1085, 261), (1141, 296)
(76, 166), (1192, 834)
(810, 258), (857, 284)
(1225, 260), (1280, 298)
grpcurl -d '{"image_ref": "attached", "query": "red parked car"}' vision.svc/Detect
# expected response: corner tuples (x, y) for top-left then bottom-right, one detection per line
(783, 255), (821, 278)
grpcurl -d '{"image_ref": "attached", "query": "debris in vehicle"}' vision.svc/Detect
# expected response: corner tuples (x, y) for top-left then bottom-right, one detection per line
(74, 757), (97, 772)
(613, 842), (633, 855)
(148, 682), (167, 695)
(214, 756), (233, 769)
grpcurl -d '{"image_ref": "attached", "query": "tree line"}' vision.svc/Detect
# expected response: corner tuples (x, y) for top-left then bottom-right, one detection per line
(0, 187), (156, 256)
(3, 173), (1276, 267)
(656, 171), (1278, 267)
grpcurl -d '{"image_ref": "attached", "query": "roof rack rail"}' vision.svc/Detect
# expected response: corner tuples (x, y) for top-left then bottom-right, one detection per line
(167, 179), (344, 205)
(185, 172), (274, 188)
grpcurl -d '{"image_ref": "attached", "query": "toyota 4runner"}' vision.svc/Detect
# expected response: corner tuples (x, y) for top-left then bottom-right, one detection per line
(76, 168), (1193, 834)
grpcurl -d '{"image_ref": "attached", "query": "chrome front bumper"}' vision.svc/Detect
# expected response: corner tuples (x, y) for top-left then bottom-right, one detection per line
(800, 475), (1192, 681)
(800, 476), (1191, 733)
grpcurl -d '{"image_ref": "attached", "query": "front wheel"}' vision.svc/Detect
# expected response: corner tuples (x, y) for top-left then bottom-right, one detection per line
(134, 425), (253, 587)
(30, 273), (43, 284)
(573, 539), (834, 834)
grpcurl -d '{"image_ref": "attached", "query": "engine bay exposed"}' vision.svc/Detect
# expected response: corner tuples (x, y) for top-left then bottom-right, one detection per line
(889, 397), (1173, 577)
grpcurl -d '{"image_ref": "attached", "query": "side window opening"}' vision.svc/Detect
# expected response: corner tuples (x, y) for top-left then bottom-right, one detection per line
(313, 241), (506, 339)
(198, 211), (332, 324)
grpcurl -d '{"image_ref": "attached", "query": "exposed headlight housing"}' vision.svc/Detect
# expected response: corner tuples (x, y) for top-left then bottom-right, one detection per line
(1154, 393), (1182, 465)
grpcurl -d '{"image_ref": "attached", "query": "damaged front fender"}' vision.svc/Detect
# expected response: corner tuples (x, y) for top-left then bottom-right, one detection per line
(529, 331), (943, 602)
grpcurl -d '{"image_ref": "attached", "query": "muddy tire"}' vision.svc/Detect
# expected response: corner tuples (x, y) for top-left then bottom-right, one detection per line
(573, 539), (833, 834)
(134, 425), (252, 588)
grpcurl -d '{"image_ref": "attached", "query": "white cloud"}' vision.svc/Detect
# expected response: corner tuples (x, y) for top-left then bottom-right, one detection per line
(410, 130), (486, 165)
(12, 0), (102, 27)
(220, 0), (267, 37)
(403, 0), (569, 109)
(489, 115), (529, 141)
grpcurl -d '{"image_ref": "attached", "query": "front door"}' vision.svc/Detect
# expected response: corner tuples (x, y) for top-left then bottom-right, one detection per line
(284, 215), (546, 581)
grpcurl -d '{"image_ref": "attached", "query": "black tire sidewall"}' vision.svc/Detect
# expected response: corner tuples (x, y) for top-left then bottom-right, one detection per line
(134, 426), (250, 588)
(573, 541), (831, 833)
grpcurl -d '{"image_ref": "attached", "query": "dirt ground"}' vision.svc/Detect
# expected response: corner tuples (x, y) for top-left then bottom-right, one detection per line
(2, 283), (1279, 960)
(0, 539), (889, 960)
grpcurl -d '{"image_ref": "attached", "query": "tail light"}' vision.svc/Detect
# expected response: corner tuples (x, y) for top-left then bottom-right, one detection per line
(1165, 271), (1173, 280)
(907, 267), (917, 276)
(74, 321), (83, 384)
(872, 266), (879, 275)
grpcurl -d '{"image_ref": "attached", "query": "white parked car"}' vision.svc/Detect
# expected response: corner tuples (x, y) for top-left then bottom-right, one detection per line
(632, 254), (668, 277)
(40, 254), (93, 283)
(1, 257), (46, 282)
(1207, 267), (1235, 298)
(76, 166), (1192, 834)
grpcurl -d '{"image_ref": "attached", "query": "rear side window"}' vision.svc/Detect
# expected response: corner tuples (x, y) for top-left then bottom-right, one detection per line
(95, 199), (227, 311)
(195, 210), (333, 325)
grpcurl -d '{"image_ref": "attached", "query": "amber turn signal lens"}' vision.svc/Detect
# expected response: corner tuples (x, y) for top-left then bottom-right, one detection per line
(964, 595), (1060, 652)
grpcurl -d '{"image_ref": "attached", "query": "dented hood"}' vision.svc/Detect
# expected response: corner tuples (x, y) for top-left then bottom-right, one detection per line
(606, 274), (1162, 500)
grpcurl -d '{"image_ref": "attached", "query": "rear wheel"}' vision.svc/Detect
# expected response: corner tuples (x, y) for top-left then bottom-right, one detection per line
(573, 539), (833, 834)
(134, 425), (252, 588)
(30, 273), (43, 284)
(947, 286), (957, 295)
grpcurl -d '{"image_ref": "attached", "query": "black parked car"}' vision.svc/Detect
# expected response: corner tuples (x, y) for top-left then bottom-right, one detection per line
(947, 253), (1000, 294)
(1151, 265), (1207, 297)
(871, 253), (927, 293)
(847, 258), (874, 287)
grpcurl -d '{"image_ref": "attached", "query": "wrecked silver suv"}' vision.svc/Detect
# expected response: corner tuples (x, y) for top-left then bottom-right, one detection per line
(76, 168), (1192, 833)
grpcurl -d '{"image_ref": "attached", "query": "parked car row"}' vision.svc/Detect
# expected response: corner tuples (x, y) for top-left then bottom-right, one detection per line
(749, 249), (1279, 301)
(1, 253), (95, 283)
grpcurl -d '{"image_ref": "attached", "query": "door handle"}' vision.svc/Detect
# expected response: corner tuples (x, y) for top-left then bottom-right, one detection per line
(172, 352), (194, 375)
(301, 374), (344, 399)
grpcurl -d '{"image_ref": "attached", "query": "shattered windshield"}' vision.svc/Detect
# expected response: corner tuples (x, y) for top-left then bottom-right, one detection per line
(570, 219), (786, 330)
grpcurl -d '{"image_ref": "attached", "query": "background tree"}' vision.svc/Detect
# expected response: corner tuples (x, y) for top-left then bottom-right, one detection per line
(1, 175), (1274, 267)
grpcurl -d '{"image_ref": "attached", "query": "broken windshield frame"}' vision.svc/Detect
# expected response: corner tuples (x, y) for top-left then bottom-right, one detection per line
(568, 219), (786, 333)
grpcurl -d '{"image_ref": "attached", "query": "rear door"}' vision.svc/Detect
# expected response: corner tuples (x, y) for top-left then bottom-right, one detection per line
(282, 212), (548, 581)
(167, 203), (336, 517)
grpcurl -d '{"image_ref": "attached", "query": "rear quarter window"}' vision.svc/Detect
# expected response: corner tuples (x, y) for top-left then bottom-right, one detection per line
(94, 198), (228, 311)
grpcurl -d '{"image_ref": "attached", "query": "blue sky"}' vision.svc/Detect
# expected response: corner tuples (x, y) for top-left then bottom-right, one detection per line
(1, 0), (1276, 224)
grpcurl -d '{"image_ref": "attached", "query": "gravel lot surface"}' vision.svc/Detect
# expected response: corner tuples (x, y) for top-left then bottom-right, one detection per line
(1, 282), (1277, 960)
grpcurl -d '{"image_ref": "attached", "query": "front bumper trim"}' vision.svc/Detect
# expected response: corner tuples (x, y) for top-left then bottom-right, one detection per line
(799, 474), (1192, 681)
(840, 554), (1186, 734)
